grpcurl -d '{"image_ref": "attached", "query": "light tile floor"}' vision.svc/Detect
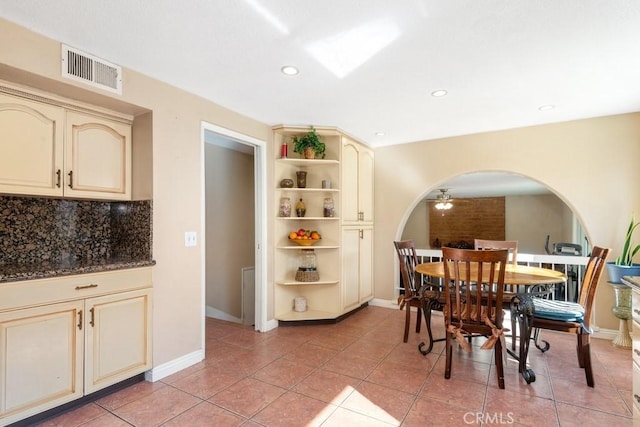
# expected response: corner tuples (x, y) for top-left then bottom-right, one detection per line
(35, 306), (632, 426)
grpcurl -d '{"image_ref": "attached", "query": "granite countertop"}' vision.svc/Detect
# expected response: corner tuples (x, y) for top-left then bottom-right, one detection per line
(621, 276), (640, 290)
(0, 257), (156, 283)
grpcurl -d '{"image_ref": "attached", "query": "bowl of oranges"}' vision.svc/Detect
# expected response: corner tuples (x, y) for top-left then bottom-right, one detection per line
(288, 229), (321, 246)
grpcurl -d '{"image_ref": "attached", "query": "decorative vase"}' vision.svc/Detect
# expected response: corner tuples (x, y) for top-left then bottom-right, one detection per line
(610, 282), (632, 348)
(303, 147), (315, 159)
(280, 178), (294, 188)
(295, 198), (306, 217)
(296, 171), (307, 188)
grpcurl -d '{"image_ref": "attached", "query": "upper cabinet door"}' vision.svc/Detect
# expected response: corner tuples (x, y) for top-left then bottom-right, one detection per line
(341, 141), (374, 224)
(65, 111), (131, 200)
(0, 93), (65, 197)
(358, 147), (374, 223)
(341, 142), (360, 223)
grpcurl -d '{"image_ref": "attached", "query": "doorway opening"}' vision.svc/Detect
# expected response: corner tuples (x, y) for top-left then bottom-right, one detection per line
(201, 122), (267, 342)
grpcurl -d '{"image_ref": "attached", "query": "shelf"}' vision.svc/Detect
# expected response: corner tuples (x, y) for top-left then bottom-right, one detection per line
(277, 217), (340, 220)
(276, 280), (339, 286)
(276, 158), (339, 166)
(277, 188), (339, 193)
(277, 245), (339, 250)
(276, 309), (340, 321)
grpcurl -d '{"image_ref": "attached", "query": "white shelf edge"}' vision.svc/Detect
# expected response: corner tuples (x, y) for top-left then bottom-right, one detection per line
(276, 217), (340, 220)
(276, 158), (339, 166)
(276, 280), (339, 286)
(277, 245), (339, 250)
(277, 188), (339, 192)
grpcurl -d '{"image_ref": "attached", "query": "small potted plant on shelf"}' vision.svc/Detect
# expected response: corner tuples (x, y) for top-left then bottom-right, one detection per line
(607, 214), (640, 283)
(292, 126), (326, 159)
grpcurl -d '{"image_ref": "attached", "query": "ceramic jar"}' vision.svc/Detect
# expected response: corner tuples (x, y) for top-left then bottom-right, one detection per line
(323, 197), (334, 217)
(279, 197), (291, 217)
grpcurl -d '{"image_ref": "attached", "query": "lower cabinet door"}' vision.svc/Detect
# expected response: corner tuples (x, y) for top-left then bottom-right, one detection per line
(84, 289), (152, 394)
(0, 301), (83, 426)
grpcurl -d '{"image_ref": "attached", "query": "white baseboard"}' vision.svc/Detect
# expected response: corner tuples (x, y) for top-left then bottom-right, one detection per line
(368, 298), (399, 309)
(205, 305), (241, 323)
(145, 349), (204, 382)
(262, 318), (279, 332)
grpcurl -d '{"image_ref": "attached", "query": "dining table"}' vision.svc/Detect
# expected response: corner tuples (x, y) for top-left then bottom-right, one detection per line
(414, 261), (567, 384)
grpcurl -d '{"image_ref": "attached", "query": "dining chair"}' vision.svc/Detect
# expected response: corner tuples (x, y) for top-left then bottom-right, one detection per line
(442, 247), (509, 389)
(394, 240), (424, 343)
(531, 245), (610, 387)
(474, 239), (519, 350)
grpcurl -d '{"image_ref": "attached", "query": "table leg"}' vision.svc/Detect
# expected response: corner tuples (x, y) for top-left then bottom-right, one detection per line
(507, 294), (537, 384)
(417, 285), (445, 356)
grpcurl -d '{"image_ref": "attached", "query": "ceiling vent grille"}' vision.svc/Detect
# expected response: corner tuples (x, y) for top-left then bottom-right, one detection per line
(61, 44), (122, 94)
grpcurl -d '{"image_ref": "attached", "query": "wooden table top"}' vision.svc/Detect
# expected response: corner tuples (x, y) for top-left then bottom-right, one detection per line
(415, 262), (567, 285)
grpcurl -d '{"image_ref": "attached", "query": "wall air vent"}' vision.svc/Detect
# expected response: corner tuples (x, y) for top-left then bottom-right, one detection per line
(61, 44), (122, 94)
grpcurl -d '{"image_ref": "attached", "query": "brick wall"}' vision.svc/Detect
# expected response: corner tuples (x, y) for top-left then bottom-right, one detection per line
(429, 197), (505, 248)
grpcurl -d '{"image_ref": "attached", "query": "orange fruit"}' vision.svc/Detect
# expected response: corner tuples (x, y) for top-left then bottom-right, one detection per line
(289, 232), (297, 239)
(311, 232), (320, 240)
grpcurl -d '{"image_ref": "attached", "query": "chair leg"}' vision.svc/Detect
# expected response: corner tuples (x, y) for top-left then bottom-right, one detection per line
(403, 302), (411, 343)
(580, 334), (595, 387)
(494, 338), (505, 389)
(576, 333), (585, 368)
(444, 331), (453, 380)
(415, 306), (422, 333)
(511, 316), (517, 351)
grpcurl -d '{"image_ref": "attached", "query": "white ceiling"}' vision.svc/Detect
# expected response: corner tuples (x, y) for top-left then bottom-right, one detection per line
(2, 0), (640, 149)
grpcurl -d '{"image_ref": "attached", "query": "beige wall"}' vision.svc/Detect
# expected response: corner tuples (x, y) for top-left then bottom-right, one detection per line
(0, 18), (271, 368)
(205, 144), (255, 319)
(376, 114), (640, 329)
(506, 194), (573, 254)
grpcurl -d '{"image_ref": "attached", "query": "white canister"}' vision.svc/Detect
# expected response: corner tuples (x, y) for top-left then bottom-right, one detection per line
(293, 296), (307, 312)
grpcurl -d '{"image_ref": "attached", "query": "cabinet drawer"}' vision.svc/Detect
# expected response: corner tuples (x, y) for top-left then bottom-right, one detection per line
(0, 267), (152, 312)
(633, 290), (640, 324)
(634, 362), (640, 412)
(634, 321), (640, 366)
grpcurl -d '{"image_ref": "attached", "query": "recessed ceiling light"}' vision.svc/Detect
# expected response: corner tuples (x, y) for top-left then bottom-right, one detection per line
(538, 104), (555, 111)
(281, 65), (299, 76)
(431, 89), (448, 97)
(375, 132), (385, 136)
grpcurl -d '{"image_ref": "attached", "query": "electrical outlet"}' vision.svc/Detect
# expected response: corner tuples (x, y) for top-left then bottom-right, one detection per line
(184, 231), (197, 247)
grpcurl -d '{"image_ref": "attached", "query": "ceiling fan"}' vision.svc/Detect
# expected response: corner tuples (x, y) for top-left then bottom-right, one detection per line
(434, 189), (453, 210)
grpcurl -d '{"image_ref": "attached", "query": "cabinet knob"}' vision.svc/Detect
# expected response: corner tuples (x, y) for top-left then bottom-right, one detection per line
(68, 170), (74, 189)
(56, 169), (61, 188)
(635, 394), (640, 404)
(77, 310), (83, 330)
(635, 349), (640, 356)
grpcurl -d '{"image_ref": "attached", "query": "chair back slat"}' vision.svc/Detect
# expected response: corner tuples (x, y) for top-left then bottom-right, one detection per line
(578, 246), (610, 328)
(394, 240), (419, 296)
(443, 248), (509, 326)
(474, 239), (519, 265)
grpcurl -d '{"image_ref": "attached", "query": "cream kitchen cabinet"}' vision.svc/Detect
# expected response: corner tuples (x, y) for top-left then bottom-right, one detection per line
(0, 88), (132, 200)
(622, 275), (640, 425)
(63, 111), (131, 200)
(0, 92), (65, 197)
(0, 267), (152, 426)
(341, 140), (374, 224)
(342, 226), (373, 312)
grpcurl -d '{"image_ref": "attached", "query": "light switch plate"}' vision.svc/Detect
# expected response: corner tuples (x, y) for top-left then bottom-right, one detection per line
(184, 231), (197, 247)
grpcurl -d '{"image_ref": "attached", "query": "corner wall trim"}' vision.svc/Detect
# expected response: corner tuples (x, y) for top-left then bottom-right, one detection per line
(145, 349), (204, 382)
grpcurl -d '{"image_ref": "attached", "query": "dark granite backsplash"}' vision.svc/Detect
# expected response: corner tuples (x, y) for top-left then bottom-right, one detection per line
(0, 196), (152, 266)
